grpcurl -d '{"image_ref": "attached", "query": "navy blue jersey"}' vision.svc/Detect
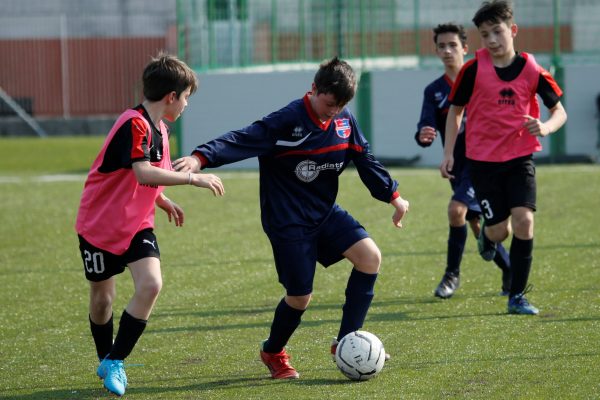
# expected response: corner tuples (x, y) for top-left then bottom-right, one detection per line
(415, 74), (467, 169)
(194, 94), (398, 240)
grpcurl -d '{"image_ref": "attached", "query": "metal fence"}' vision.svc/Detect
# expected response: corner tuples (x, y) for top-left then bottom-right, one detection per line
(0, 0), (177, 118)
(177, 0), (600, 72)
(1, 0), (599, 118)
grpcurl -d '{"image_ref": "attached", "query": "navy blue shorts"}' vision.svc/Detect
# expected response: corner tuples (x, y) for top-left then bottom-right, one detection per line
(268, 205), (369, 296)
(78, 228), (160, 282)
(450, 161), (481, 216)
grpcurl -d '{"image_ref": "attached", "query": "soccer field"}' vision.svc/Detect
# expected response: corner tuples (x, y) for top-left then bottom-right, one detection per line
(0, 137), (599, 399)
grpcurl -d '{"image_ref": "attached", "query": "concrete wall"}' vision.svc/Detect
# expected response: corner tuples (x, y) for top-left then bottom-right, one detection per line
(182, 69), (324, 168)
(180, 63), (599, 167)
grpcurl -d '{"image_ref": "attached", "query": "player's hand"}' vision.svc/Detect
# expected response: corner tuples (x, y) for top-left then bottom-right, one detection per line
(190, 173), (225, 196)
(157, 197), (185, 227)
(391, 196), (409, 228)
(523, 115), (549, 137)
(418, 126), (437, 144)
(173, 155), (201, 172)
(440, 155), (455, 180)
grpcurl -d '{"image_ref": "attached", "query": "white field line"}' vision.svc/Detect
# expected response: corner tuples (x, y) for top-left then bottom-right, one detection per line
(0, 165), (597, 185)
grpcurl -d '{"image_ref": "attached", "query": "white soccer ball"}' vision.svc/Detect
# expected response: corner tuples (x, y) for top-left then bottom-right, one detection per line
(335, 330), (386, 381)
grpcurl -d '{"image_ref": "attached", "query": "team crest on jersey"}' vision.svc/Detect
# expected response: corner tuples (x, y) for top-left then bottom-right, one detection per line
(334, 118), (351, 139)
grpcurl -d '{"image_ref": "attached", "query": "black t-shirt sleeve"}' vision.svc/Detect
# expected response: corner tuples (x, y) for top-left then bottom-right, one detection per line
(98, 117), (150, 173)
(449, 59), (477, 106)
(537, 68), (563, 109)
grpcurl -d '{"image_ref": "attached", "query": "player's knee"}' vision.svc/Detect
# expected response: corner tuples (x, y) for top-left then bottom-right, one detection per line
(512, 213), (534, 238)
(355, 247), (381, 274)
(90, 291), (114, 315)
(286, 294), (311, 310)
(137, 276), (163, 301)
(447, 203), (467, 225)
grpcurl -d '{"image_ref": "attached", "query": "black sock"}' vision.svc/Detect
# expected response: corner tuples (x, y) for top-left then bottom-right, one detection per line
(509, 236), (533, 297)
(337, 268), (377, 341)
(263, 298), (305, 353)
(446, 225), (467, 276)
(493, 242), (511, 272)
(90, 314), (113, 360)
(107, 310), (147, 360)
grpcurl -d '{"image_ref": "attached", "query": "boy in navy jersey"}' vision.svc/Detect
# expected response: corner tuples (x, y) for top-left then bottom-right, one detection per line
(174, 57), (409, 379)
(76, 54), (224, 395)
(416, 23), (510, 299)
(440, 1), (567, 315)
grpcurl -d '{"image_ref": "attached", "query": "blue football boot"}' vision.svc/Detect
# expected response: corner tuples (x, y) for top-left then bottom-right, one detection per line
(508, 286), (539, 315)
(103, 359), (127, 396)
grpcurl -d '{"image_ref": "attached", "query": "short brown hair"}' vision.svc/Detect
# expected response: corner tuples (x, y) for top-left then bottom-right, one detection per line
(472, 0), (514, 28)
(313, 56), (357, 107)
(142, 53), (198, 101)
(433, 23), (467, 47)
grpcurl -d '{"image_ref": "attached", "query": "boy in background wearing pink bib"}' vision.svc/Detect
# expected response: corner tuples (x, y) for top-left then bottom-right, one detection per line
(76, 54), (225, 396)
(440, 1), (567, 315)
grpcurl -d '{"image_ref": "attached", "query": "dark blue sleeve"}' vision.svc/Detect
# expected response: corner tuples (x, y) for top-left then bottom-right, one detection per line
(350, 115), (399, 202)
(192, 107), (292, 167)
(193, 122), (275, 168)
(415, 84), (437, 148)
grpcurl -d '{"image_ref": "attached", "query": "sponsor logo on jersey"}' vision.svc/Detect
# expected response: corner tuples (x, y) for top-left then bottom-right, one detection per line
(294, 159), (344, 182)
(334, 118), (351, 139)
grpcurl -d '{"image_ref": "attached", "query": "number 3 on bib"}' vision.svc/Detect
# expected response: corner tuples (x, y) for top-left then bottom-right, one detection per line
(480, 199), (494, 220)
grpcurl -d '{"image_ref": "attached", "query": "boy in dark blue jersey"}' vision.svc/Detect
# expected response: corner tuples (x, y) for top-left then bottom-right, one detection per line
(174, 57), (409, 379)
(416, 23), (510, 299)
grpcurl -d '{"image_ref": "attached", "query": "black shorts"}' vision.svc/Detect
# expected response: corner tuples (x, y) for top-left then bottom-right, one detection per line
(469, 155), (536, 226)
(78, 228), (160, 282)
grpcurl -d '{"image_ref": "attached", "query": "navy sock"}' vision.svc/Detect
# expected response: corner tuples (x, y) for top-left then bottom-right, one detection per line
(493, 242), (511, 272)
(108, 310), (147, 360)
(509, 236), (533, 297)
(337, 268), (377, 341)
(90, 314), (113, 360)
(446, 225), (467, 276)
(263, 298), (305, 353)
(483, 227), (495, 248)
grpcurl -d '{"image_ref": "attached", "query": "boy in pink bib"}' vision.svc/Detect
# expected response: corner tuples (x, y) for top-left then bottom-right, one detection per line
(75, 54), (225, 396)
(440, 0), (567, 315)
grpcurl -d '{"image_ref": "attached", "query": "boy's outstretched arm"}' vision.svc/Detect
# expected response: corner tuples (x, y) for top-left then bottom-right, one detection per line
(172, 154), (202, 172)
(440, 104), (465, 179)
(132, 161), (224, 196)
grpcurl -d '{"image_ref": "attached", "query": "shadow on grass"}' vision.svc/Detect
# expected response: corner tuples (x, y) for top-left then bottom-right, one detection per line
(384, 241), (599, 258)
(404, 350), (600, 369)
(148, 296), (444, 335)
(153, 295), (438, 320)
(147, 294), (517, 335)
(130, 375), (350, 396)
(0, 387), (111, 400)
(0, 375), (350, 400)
